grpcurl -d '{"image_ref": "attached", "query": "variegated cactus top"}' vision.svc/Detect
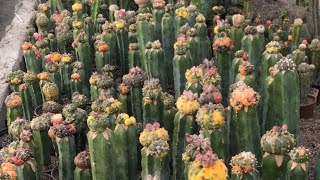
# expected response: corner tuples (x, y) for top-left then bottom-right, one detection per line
(161, 92), (175, 110)
(87, 112), (109, 133)
(12, 148), (34, 165)
(5, 70), (24, 85)
(116, 113), (136, 126)
(142, 78), (162, 100)
(186, 28), (198, 38)
(297, 62), (315, 73)
(101, 64), (116, 76)
(176, 90), (200, 115)
(5, 92), (22, 108)
(212, 5), (226, 15)
(265, 41), (281, 54)
(105, 98), (122, 115)
(272, 57), (296, 74)
(230, 151), (257, 178)
(179, 24), (191, 37)
(72, 1), (83, 11)
(74, 150), (91, 170)
(45, 62), (59, 73)
(199, 85), (222, 105)
(72, 20), (83, 30)
(114, 19), (126, 30)
(37, 72), (51, 82)
(148, 139), (170, 158)
(244, 26), (258, 35)
(139, 122), (169, 147)
(46, 52), (62, 63)
(71, 92), (88, 109)
(118, 83), (130, 95)
(293, 18), (303, 27)
(71, 73), (80, 81)
(91, 73), (113, 89)
(62, 104), (87, 126)
(136, 13), (153, 22)
(109, 4), (119, 12)
(229, 81), (260, 112)
(153, 0), (166, 9)
(212, 37), (234, 53)
(42, 82), (59, 101)
(36, 13), (49, 28)
(122, 67), (147, 87)
(102, 22), (115, 33)
(25, 26), (36, 37)
(261, 125), (295, 155)
(185, 66), (203, 84)
(175, 6), (188, 19)
(174, 36), (188, 55)
(9, 118), (30, 138)
(96, 41), (109, 53)
(196, 103), (225, 130)
(214, 23), (232, 35)
(182, 132), (211, 163)
(289, 147), (310, 163)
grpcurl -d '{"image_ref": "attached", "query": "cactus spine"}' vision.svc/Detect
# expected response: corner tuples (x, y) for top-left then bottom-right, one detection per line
(261, 125), (295, 180)
(172, 91), (199, 180)
(5, 93), (23, 129)
(286, 147), (310, 180)
(74, 151), (92, 180)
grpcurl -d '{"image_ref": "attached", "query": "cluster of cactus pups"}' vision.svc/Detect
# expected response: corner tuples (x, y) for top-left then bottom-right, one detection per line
(2, 0), (319, 179)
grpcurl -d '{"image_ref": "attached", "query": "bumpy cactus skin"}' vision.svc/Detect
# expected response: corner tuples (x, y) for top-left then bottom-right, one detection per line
(262, 58), (300, 137)
(261, 126), (295, 180)
(286, 147), (310, 180)
(5, 92), (23, 129)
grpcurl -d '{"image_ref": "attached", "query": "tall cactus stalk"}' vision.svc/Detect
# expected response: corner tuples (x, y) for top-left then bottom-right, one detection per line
(152, 0), (166, 42)
(262, 58), (300, 137)
(291, 18), (304, 51)
(186, 28), (200, 66)
(95, 42), (111, 74)
(230, 51), (248, 85)
(298, 63), (315, 101)
(128, 43), (140, 68)
(142, 79), (164, 125)
(9, 118), (30, 141)
(129, 24), (138, 43)
(23, 72), (42, 108)
(70, 73), (83, 96)
(213, 36), (234, 106)
(309, 39), (320, 83)
(87, 112), (115, 180)
(173, 37), (192, 99)
(123, 67), (147, 123)
(45, 61), (62, 93)
(19, 83), (35, 120)
(261, 125), (295, 180)
(162, 4), (175, 84)
(11, 148), (40, 180)
(113, 114), (138, 180)
(230, 14), (245, 54)
(60, 54), (74, 96)
(234, 61), (255, 89)
(229, 81), (261, 158)
(161, 92), (177, 144)
(140, 122), (170, 180)
(194, 14), (212, 62)
(73, 61), (89, 97)
(286, 147), (310, 180)
(5, 93), (23, 129)
(230, 151), (260, 180)
(74, 151), (92, 180)
(22, 42), (42, 74)
(172, 91), (200, 180)
(101, 22), (118, 66)
(115, 19), (129, 75)
(291, 44), (307, 66)
(174, 7), (188, 39)
(118, 83), (132, 114)
(149, 41), (168, 90)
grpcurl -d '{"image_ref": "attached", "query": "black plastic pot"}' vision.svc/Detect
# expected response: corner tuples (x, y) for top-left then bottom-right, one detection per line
(300, 95), (317, 119)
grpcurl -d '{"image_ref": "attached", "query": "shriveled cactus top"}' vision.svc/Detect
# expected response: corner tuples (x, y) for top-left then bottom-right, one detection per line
(102, 22), (115, 33)
(142, 78), (162, 100)
(91, 96), (108, 112)
(73, 61), (84, 71)
(139, 122), (169, 147)
(74, 150), (91, 169)
(196, 103), (225, 130)
(230, 151), (257, 178)
(25, 26), (36, 36)
(175, 7), (188, 18)
(261, 125), (295, 155)
(151, 40), (162, 50)
(176, 90), (200, 115)
(212, 37), (234, 53)
(116, 113), (136, 126)
(96, 14), (106, 25)
(129, 43), (139, 51)
(5, 92), (22, 108)
(265, 41), (281, 54)
(122, 67), (147, 87)
(179, 24), (191, 37)
(31, 116), (50, 131)
(42, 82), (59, 101)
(42, 101), (63, 113)
(101, 64), (116, 76)
(215, 23), (232, 35)
(164, 3), (174, 13)
(289, 147), (310, 163)
(273, 57), (296, 73)
(87, 112), (109, 133)
(71, 92), (88, 109)
(49, 122), (76, 138)
(23, 72), (39, 83)
(244, 26), (258, 35)
(45, 62), (59, 73)
(9, 118), (30, 138)
(161, 92), (175, 110)
(18, 83), (31, 92)
(153, 0), (166, 9)
(187, 4), (198, 13)
(199, 85), (222, 105)
(19, 130), (33, 143)
(94, 74), (113, 89)
(182, 132), (211, 163)
(5, 70), (24, 85)
(136, 13), (152, 22)
(229, 81), (260, 112)
(185, 66), (203, 84)
(174, 36), (188, 55)
(63, 104), (87, 127)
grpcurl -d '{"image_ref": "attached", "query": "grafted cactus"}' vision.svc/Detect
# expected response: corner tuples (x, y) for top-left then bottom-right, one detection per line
(185, 66), (203, 94)
(59, 53), (74, 96)
(42, 101), (63, 114)
(5, 93), (23, 129)
(152, 0), (166, 42)
(174, 7), (188, 38)
(230, 14), (245, 54)
(6, 70), (24, 92)
(234, 61), (255, 89)
(22, 42), (42, 74)
(71, 92), (89, 109)
(101, 22), (118, 66)
(309, 39), (320, 83)
(230, 50), (248, 85)
(74, 150), (92, 180)
(70, 73), (83, 96)
(114, 19), (129, 75)
(194, 14), (212, 62)
(128, 43), (140, 68)
(9, 117), (30, 141)
(198, 85), (223, 105)
(297, 62), (315, 100)
(19, 83), (35, 120)
(42, 82), (60, 102)
(230, 151), (259, 179)
(291, 44), (307, 66)
(118, 83), (131, 114)
(95, 42), (111, 74)
(261, 125), (295, 180)
(286, 147), (310, 180)
(290, 18), (304, 51)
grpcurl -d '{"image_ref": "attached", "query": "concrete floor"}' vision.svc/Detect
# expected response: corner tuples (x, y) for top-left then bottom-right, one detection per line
(0, 0), (19, 39)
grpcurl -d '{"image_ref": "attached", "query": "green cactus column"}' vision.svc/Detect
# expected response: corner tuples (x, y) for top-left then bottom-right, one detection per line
(309, 39), (320, 83)
(74, 32), (93, 86)
(48, 33), (58, 52)
(230, 151), (260, 180)
(30, 116), (52, 168)
(229, 81), (261, 158)
(142, 42), (153, 73)
(213, 36), (234, 106)
(5, 70), (24, 92)
(234, 61), (256, 89)
(74, 151), (92, 180)
(128, 43), (140, 68)
(291, 18), (304, 52)
(161, 92), (177, 142)
(73, 62), (90, 97)
(19, 83), (35, 120)
(136, 13), (155, 71)
(172, 91), (199, 180)
(140, 122), (170, 180)
(115, 19), (129, 75)
(118, 83), (132, 114)
(113, 114), (138, 180)
(173, 37), (192, 99)
(194, 14), (212, 62)
(59, 54), (74, 96)
(230, 51), (248, 85)
(101, 22), (118, 66)
(243, 0), (252, 17)
(162, 4), (175, 84)
(87, 112), (115, 180)
(128, 23), (138, 44)
(174, 7), (188, 39)
(186, 28), (200, 66)
(291, 44), (307, 66)
(242, 26), (263, 81)
(261, 126), (296, 180)
(70, 73), (83, 96)
(262, 58), (300, 137)
(22, 42), (42, 74)
(14, 148), (41, 180)
(45, 62), (62, 93)
(5, 93), (23, 129)
(286, 147), (310, 180)
(196, 103), (228, 161)
(49, 122), (76, 180)
(142, 79), (164, 125)
(95, 42), (111, 74)
(185, 66), (203, 94)
(149, 41), (168, 90)
(152, 0), (166, 42)
(230, 14), (245, 54)
(123, 67), (147, 123)
(186, 5), (199, 27)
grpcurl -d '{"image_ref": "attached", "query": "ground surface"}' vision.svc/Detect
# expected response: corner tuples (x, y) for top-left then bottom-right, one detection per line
(0, 0), (19, 39)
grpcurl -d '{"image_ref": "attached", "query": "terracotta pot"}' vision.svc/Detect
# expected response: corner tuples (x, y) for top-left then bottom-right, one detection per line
(300, 95), (317, 119)
(134, 0), (149, 7)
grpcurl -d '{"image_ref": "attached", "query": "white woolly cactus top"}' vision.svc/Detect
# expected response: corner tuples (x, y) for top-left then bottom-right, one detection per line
(274, 57), (296, 73)
(293, 18), (303, 27)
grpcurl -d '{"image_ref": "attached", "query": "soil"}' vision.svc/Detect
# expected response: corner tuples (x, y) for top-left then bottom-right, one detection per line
(0, 0), (19, 40)
(300, 104), (320, 180)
